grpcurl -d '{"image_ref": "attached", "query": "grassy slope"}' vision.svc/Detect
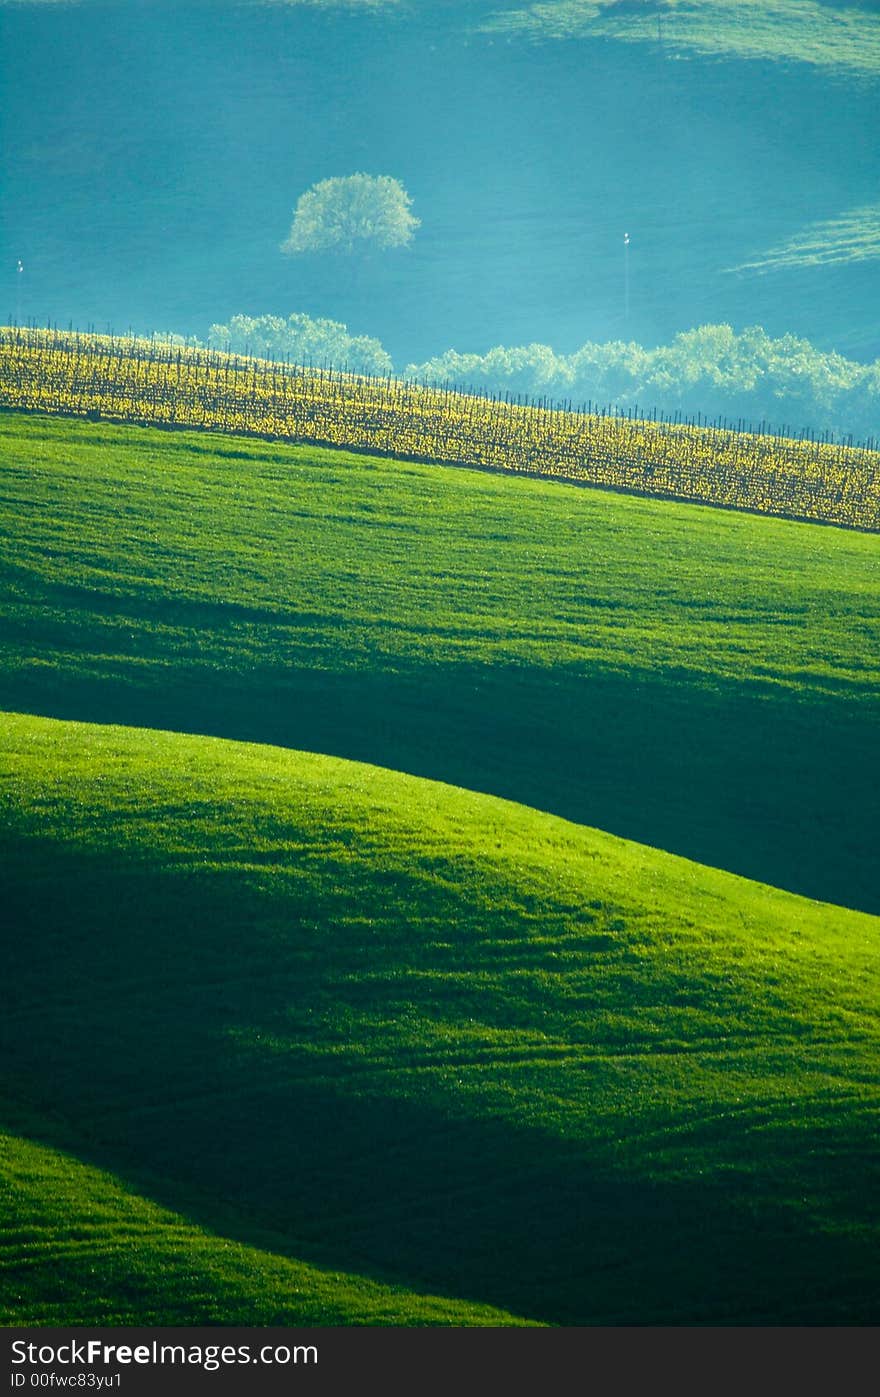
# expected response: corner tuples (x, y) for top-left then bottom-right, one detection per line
(0, 1133), (527, 1327)
(1, 712), (878, 1325)
(1, 413), (878, 912)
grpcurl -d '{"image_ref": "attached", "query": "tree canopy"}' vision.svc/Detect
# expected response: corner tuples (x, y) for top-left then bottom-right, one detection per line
(281, 174), (420, 256)
(207, 312), (393, 375)
(193, 312), (878, 438)
(405, 325), (880, 439)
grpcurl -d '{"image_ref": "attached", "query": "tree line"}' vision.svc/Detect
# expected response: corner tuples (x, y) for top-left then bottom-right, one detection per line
(176, 313), (880, 443)
(405, 324), (880, 444)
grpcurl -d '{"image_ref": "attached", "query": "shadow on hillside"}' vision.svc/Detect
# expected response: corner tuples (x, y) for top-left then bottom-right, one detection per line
(2, 835), (878, 1325)
(1, 657), (878, 915)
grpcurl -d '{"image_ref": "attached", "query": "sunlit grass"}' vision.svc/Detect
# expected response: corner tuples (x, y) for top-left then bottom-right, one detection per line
(2, 401), (879, 1325)
(2, 712), (879, 1324)
(483, 0), (880, 75)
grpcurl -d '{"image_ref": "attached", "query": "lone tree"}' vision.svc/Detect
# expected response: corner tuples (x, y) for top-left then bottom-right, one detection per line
(281, 173), (419, 256)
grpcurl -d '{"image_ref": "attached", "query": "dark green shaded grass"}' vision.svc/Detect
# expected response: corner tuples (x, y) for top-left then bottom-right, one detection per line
(1, 413), (878, 911)
(0, 1133), (529, 1327)
(2, 713), (878, 1325)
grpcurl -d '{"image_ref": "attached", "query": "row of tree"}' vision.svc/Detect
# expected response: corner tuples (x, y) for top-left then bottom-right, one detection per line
(405, 325), (880, 442)
(197, 314), (879, 441)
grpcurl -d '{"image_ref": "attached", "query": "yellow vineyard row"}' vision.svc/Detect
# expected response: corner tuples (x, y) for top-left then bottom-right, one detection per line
(2, 328), (879, 530)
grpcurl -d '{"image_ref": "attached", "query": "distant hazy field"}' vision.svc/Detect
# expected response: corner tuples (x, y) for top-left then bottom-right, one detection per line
(3, 0), (879, 361)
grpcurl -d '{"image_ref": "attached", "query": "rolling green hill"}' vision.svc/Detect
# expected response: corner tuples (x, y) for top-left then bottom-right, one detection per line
(3, 0), (879, 1334)
(1, 404), (878, 1325)
(1, 412), (878, 912)
(2, 712), (878, 1325)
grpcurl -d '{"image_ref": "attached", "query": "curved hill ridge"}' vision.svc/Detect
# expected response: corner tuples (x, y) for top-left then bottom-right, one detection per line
(2, 712), (878, 1325)
(1, 413), (878, 914)
(0, 1131), (529, 1327)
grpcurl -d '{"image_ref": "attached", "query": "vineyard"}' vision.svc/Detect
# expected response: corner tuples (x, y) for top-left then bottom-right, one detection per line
(1, 327), (879, 530)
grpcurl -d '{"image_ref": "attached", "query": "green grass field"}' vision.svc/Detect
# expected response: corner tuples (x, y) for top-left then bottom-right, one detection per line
(1, 409), (878, 1324)
(2, 713), (878, 1325)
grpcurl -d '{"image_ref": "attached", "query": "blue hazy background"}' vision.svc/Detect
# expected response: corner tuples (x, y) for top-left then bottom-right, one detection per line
(1, 0), (878, 369)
